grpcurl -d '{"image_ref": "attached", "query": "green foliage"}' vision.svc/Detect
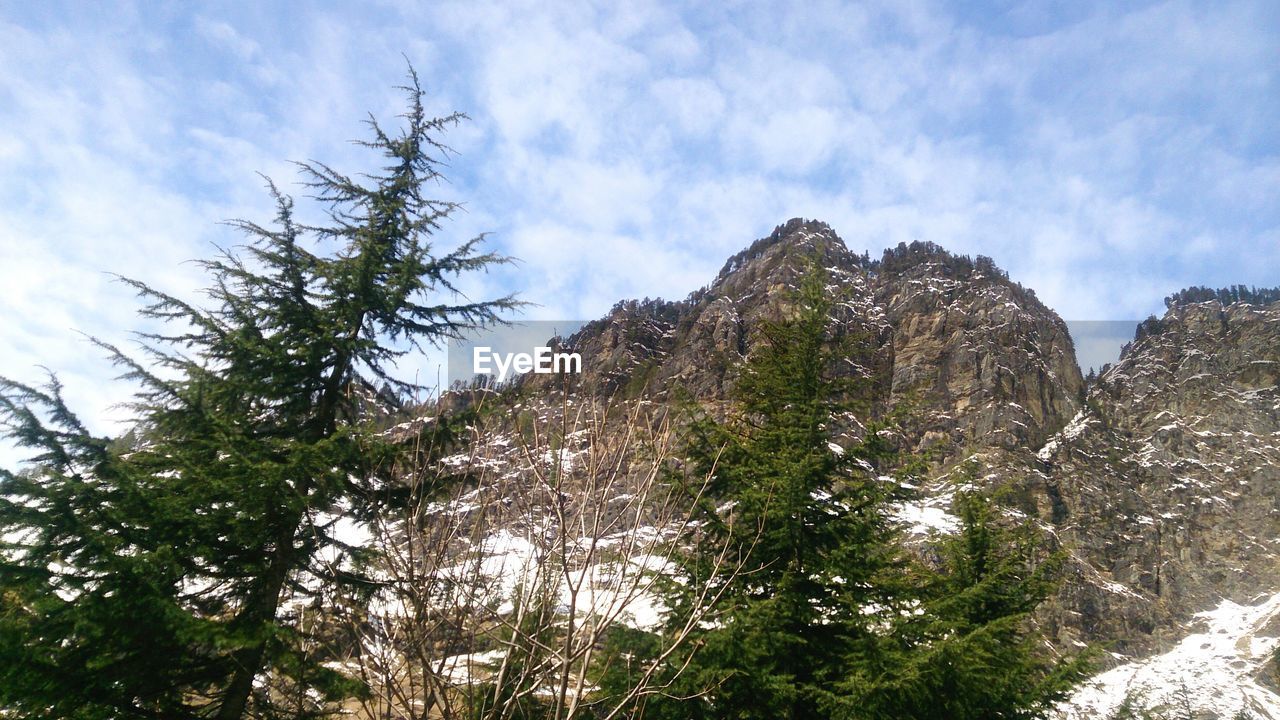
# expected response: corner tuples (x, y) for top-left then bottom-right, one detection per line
(1164, 284), (1280, 309)
(593, 623), (667, 712)
(632, 262), (909, 720)
(842, 481), (1091, 719)
(1106, 692), (1157, 720)
(0, 67), (517, 718)
(462, 584), (560, 720)
(1104, 683), (1249, 720)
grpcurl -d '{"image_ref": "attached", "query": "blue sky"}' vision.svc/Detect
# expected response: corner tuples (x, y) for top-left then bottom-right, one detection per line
(0, 0), (1276, 443)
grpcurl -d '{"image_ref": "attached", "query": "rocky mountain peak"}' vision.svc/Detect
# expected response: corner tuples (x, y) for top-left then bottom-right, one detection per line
(492, 225), (1280, 716)
(527, 221), (1082, 459)
(1033, 293), (1280, 666)
(715, 218), (857, 281)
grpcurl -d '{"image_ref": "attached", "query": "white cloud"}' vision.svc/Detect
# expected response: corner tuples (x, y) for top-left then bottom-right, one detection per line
(0, 0), (1276, 458)
(648, 77), (725, 136)
(727, 105), (847, 176)
(194, 16), (262, 63)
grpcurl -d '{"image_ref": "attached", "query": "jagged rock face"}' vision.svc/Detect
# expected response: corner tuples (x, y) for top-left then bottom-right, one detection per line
(530, 219), (1083, 459)
(1037, 299), (1280, 656)
(524, 220), (884, 402)
(874, 246), (1082, 454)
(509, 219), (1279, 692)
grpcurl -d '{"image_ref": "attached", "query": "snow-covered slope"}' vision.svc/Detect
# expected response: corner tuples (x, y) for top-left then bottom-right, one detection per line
(1061, 593), (1280, 719)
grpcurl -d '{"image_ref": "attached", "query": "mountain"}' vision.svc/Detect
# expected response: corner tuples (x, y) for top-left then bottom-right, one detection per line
(490, 219), (1280, 717)
(1047, 293), (1280, 717)
(530, 218), (1081, 452)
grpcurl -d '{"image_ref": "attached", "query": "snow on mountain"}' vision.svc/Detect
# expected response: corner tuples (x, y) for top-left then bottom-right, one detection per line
(468, 220), (1280, 710)
(1061, 593), (1280, 719)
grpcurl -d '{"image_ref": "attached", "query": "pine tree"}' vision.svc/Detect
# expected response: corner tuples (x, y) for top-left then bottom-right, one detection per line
(638, 261), (909, 720)
(841, 482), (1090, 719)
(0, 68), (519, 718)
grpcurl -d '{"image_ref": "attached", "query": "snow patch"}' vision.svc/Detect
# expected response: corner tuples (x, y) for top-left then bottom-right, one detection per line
(1059, 593), (1280, 719)
(893, 493), (961, 535)
(1038, 410), (1093, 461)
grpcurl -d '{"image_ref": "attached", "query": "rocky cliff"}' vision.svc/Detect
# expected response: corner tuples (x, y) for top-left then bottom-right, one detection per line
(530, 219), (1082, 453)
(501, 219), (1280, 716)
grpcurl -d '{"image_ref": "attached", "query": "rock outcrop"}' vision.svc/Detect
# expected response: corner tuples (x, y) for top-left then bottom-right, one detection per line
(1038, 297), (1280, 656)
(530, 219), (1083, 456)
(498, 218), (1279, 713)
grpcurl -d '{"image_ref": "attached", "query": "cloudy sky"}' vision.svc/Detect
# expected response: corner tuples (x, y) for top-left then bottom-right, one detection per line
(1, 0), (1276, 442)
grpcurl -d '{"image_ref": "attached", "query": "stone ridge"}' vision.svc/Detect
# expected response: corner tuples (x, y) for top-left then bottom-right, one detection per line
(525, 219), (1082, 457)
(528, 220), (871, 401)
(715, 218), (870, 280)
(1033, 297), (1280, 658)
(477, 219), (1280, 703)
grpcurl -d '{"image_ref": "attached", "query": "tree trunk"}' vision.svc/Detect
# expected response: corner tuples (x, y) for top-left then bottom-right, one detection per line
(215, 503), (306, 719)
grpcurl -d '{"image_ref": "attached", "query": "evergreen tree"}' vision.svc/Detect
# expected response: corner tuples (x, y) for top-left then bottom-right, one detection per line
(637, 262), (909, 720)
(841, 482), (1090, 719)
(1165, 285), (1280, 308)
(0, 68), (518, 718)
